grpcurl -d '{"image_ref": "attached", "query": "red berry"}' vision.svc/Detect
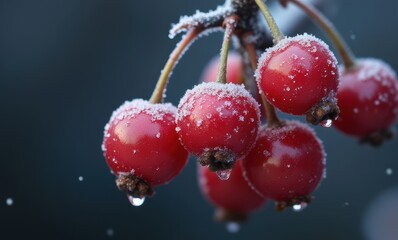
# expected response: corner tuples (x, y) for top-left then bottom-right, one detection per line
(242, 120), (325, 211)
(201, 52), (243, 84)
(198, 160), (266, 222)
(333, 58), (398, 145)
(256, 33), (339, 121)
(176, 82), (260, 172)
(102, 99), (189, 199)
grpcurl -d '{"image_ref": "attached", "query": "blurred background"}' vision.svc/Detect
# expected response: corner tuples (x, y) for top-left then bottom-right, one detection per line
(1, 0), (397, 239)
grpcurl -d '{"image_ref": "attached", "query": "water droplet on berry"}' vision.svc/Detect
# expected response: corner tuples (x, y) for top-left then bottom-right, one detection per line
(292, 202), (307, 212)
(128, 196), (145, 207)
(386, 168), (393, 175)
(216, 169), (232, 180)
(226, 222), (240, 233)
(78, 176), (84, 181)
(320, 119), (333, 128)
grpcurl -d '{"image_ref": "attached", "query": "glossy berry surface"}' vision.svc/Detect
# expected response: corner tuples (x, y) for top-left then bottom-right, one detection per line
(242, 120), (325, 207)
(256, 33), (339, 115)
(102, 99), (188, 186)
(201, 52), (243, 84)
(176, 82), (260, 169)
(198, 160), (266, 219)
(334, 58), (398, 137)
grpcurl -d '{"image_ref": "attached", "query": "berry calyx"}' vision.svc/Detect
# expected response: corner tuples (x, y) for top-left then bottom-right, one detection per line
(198, 160), (266, 223)
(176, 82), (260, 172)
(333, 59), (398, 145)
(256, 33), (340, 122)
(102, 99), (189, 199)
(242, 120), (325, 211)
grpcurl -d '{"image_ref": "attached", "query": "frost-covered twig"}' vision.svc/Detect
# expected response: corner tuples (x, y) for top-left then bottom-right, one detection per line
(169, 1), (234, 39)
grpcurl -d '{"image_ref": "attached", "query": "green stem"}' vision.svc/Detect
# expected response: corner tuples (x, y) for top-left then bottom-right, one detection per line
(244, 35), (281, 127)
(254, 0), (284, 43)
(217, 16), (238, 84)
(149, 28), (202, 103)
(282, 0), (356, 69)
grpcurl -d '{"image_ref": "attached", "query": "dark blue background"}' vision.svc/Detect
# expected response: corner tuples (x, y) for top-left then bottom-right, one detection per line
(1, 0), (397, 239)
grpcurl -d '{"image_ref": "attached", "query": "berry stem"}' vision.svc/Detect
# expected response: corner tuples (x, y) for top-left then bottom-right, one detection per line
(217, 15), (239, 84)
(149, 27), (202, 104)
(281, 0), (356, 69)
(254, 0), (284, 43)
(244, 37), (281, 127)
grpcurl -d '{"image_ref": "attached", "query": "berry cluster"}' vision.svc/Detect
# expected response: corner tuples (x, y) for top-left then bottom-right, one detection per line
(101, 0), (398, 229)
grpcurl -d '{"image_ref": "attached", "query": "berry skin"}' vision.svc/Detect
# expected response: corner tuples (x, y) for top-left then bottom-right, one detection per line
(198, 160), (266, 222)
(102, 99), (189, 198)
(176, 82), (260, 172)
(256, 33), (339, 122)
(201, 52), (244, 84)
(242, 120), (325, 211)
(333, 58), (398, 145)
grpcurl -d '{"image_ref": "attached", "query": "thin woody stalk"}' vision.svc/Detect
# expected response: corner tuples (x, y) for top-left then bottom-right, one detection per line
(281, 0), (356, 69)
(217, 16), (239, 84)
(150, 28), (202, 103)
(244, 36), (282, 127)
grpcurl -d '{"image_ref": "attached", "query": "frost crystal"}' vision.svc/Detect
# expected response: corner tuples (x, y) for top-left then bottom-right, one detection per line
(255, 33), (338, 86)
(356, 58), (397, 85)
(169, 1), (234, 39)
(106, 99), (177, 128)
(177, 82), (260, 123)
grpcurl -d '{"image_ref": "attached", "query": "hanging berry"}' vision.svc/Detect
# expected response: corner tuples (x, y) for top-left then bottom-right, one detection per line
(242, 120), (325, 211)
(334, 59), (398, 145)
(254, 0), (340, 126)
(102, 28), (202, 203)
(282, 0), (398, 145)
(198, 160), (266, 226)
(256, 33), (339, 119)
(103, 100), (189, 201)
(176, 82), (260, 174)
(177, 16), (261, 175)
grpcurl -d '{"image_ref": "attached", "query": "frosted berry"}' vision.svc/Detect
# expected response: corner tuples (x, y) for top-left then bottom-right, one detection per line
(198, 160), (266, 223)
(242, 120), (325, 211)
(102, 99), (189, 199)
(333, 58), (398, 145)
(176, 82), (260, 172)
(256, 33), (339, 124)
